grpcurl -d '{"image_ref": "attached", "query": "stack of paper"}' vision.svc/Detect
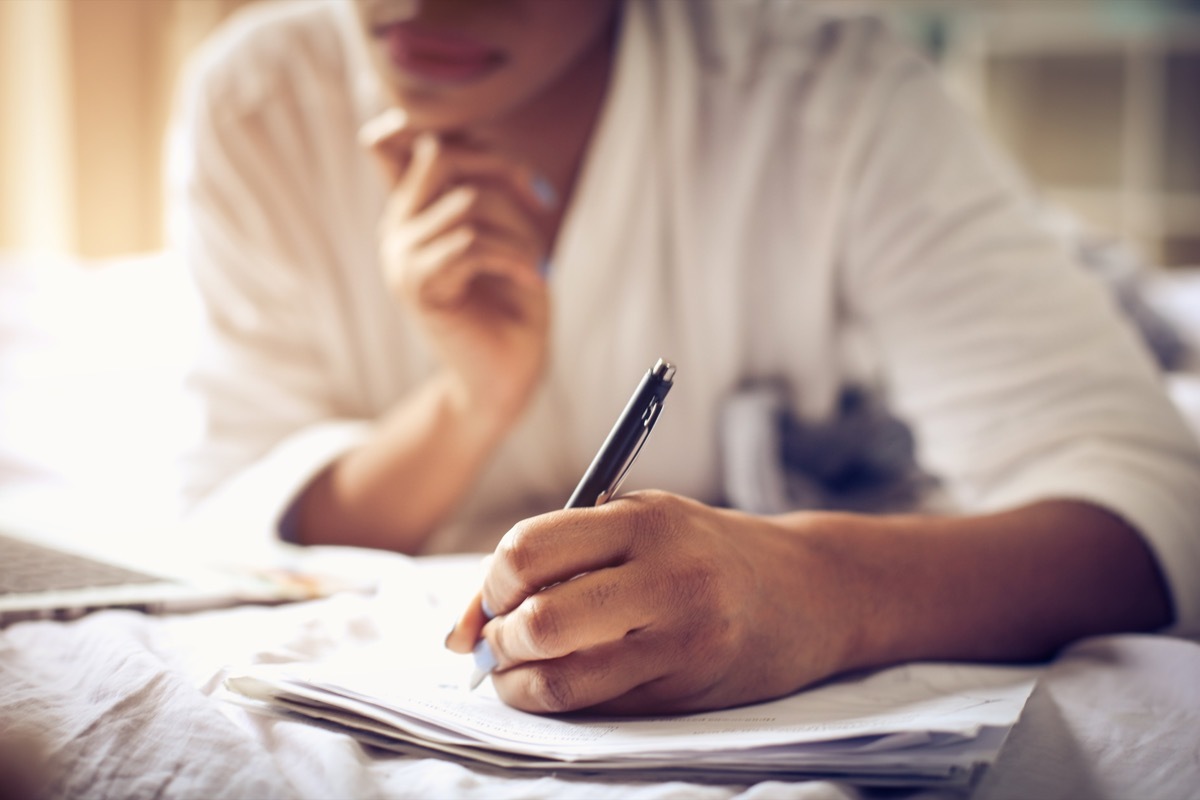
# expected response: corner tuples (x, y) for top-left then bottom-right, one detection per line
(225, 646), (1038, 789)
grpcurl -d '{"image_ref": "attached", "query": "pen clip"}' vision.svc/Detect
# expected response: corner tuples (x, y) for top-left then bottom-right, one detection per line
(595, 397), (663, 505)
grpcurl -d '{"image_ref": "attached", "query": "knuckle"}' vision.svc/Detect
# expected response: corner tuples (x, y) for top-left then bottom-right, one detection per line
(627, 487), (676, 515)
(624, 490), (683, 545)
(519, 596), (562, 657)
(494, 522), (542, 596)
(526, 666), (577, 713)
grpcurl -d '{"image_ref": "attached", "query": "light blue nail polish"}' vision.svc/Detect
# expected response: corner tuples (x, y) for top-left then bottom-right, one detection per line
(530, 174), (558, 209)
(473, 638), (497, 672)
(481, 597), (495, 619)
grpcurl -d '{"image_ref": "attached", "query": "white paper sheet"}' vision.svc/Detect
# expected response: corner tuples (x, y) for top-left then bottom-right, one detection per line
(225, 615), (1038, 788)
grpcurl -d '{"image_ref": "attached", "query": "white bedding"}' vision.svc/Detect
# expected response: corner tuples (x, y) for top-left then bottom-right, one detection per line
(3, 252), (1200, 526)
(2, 252), (1200, 798)
(0, 253), (200, 532)
(1, 558), (1198, 800)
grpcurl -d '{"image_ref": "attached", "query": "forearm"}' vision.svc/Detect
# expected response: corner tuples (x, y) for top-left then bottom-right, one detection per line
(450, 491), (1174, 714)
(293, 371), (515, 553)
(777, 499), (1173, 674)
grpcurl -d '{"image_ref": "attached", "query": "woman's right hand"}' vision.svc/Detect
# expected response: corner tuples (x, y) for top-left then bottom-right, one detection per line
(366, 117), (557, 429)
(290, 115), (559, 553)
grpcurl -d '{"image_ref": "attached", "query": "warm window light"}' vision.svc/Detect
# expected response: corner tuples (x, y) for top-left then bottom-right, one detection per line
(0, 0), (253, 261)
(0, 0), (75, 256)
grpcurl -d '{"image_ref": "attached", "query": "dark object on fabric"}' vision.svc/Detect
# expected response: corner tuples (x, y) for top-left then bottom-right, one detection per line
(719, 382), (932, 514)
(1045, 205), (1192, 371)
(1075, 234), (1191, 371)
(718, 212), (1192, 516)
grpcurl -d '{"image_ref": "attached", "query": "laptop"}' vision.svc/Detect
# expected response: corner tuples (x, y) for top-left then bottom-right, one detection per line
(0, 524), (350, 627)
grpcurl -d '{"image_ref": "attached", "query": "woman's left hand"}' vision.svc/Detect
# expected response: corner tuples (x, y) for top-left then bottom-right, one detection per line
(445, 490), (853, 714)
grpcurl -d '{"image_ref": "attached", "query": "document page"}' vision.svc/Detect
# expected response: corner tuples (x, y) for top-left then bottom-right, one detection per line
(223, 554), (1040, 783)
(228, 643), (1038, 760)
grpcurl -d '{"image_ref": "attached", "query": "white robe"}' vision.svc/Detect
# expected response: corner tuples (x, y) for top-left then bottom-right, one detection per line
(170, 0), (1200, 625)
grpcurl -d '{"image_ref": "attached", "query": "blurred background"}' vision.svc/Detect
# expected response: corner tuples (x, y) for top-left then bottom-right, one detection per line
(0, 0), (251, 259)
(890, 0), (1200, 269)
(1, 0), (1199, 539)
(1, 0), (1198, 267)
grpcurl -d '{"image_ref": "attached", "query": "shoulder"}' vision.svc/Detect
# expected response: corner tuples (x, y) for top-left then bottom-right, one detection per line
(627, 0), (935, 153)
(640, 0), (925, 87)
(179, 0), (361, 130)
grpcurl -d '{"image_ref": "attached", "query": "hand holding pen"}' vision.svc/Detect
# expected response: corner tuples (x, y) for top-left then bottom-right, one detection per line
(443, 358), (848, 716)
(443, 351), (858, 716)
(444, 360), (679, 680)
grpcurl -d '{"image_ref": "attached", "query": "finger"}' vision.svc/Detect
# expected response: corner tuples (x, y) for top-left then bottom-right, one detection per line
(358, 107), (409, 150)
(382, 185), (544, 303)
(491, 633), (667, 714)
(395, 132), (448, 216)
(411, 227), (542, 309)
(444, 590), (489, 654)
(404, 184), (544, 261)
(409, 138), (556, 219)
(484, 567), (657, 667)
(482, 502), (640, 619)
(358, 108), (415, 185)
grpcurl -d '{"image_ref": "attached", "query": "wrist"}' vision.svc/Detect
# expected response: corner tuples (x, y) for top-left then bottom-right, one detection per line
(431, 369), (529, 445)
(715, 509), (870, 696)
(767, 502), (1171, 676)
(760, 511), (892, 682)
(299, 372), (527, 553)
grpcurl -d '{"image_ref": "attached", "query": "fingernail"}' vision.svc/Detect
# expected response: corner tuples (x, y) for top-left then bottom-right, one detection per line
(530, 173), (558, 209)
(481, 597), (495, 619)
(473, 638), (497, 673)
(444, 623), (458, 647)
(538, 258), (552, 278)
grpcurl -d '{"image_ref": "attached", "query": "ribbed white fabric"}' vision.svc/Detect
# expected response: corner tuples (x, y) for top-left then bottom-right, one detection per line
(170, 0), (1200, 625)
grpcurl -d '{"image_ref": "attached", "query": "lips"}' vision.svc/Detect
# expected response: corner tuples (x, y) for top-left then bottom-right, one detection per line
(375, 23), (504, 85)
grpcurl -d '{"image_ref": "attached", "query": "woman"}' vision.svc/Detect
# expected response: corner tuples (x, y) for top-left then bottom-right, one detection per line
(173, 0), (1199, 715)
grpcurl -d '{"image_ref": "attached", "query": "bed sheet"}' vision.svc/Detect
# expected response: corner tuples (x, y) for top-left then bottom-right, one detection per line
(1, 552), (1198, 800)
(2, 256), (1200, 798)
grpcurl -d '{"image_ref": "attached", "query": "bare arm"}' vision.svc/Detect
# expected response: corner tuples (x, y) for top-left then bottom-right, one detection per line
(780, 498), (1171, 671)
(447, 492), (1171, 714)
(293, 125), (555, 552)
(293, 371), (513, 552)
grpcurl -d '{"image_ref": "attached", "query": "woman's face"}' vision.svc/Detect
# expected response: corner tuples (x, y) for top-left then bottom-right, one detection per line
(352, 0), (620, 131)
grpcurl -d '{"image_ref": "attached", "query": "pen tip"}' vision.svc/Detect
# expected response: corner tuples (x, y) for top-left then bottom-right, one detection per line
(468, 668), (488, 691)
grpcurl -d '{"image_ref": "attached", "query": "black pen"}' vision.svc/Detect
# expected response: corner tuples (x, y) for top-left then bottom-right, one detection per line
(469, 358), (676, 689)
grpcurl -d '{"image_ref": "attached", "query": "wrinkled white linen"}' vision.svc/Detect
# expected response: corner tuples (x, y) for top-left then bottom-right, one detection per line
(2, 554), (1198, 800)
